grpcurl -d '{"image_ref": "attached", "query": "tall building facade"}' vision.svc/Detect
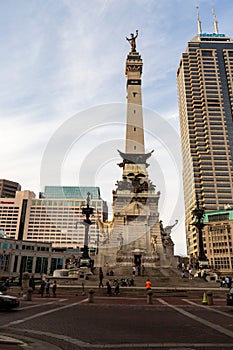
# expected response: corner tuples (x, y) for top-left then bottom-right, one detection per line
(177, 9), (233, 261)
(0, 187), (107, 250)
(0, 179), (21, 198)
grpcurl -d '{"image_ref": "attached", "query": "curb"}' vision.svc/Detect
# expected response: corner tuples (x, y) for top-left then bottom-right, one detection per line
(0, 332), (61, 350)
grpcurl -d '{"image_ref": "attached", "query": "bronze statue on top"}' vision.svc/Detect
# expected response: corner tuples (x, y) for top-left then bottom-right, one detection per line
(126, 30), (138, 52)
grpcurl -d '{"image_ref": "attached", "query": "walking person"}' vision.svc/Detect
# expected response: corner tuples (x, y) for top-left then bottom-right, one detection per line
(99, 267), (104, 288)
(141, 264), (145, 276)
(188, 268), (193, 279)
(29, 275), (35, 291)
(114, 279), (120, 296)
(106, 280), (112, 296)
(145, 278), (152, 291)
(225, 276), (232, 288)
(45, 279), (51, 297)
(52, 280), (57, 297)
(39, 280), (46, 298)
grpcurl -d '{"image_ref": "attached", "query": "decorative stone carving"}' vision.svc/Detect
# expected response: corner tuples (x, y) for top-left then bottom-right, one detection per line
(126, 65), (142, 73)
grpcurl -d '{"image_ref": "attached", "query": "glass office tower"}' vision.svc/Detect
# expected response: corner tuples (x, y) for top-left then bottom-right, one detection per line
(177, 10), (233, 258)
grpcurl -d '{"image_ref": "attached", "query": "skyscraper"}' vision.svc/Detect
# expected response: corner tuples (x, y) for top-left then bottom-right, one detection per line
(177, 8), (233, 259)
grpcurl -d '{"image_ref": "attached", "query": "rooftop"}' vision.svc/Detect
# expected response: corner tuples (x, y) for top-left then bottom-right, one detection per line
(40, 186), (101, 200)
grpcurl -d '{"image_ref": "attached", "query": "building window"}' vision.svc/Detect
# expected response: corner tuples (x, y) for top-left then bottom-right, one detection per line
(13, 255), (18, 272)
(35, 257), (48, 274)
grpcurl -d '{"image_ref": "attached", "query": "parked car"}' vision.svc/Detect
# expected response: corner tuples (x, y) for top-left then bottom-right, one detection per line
(226, 287), (233, 306)
(0, 291), (20, 310)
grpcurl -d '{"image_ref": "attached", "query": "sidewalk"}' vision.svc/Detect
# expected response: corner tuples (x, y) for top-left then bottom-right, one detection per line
(0, 334), (29, 350)
(0, 333), (61, 350)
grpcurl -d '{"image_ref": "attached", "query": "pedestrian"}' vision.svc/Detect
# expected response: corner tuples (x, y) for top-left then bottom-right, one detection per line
(0, 282), (8, 293)
(106, 280), (112, 296)
(220, 277), (225, 288)
(225, 276), (231, 288)
(141, 264), (145, 276)
(145, 278), (152, 291)
(188, 268), (193, 279)
(229, 276), (232, 288)
(128, 278), (134, 286)
(52, 280), (57, 297)
(114, 279), (120, 296)
(39, 280), (46, 297)
(202, 270), (207, 281)
(132, 265), (136, 277)
(99, 267), (104, 288)
(5, 279), (10, 288)
(181, 263), (186, 278)
(29, 275), (35, 291)
(45, 279), (51, 297)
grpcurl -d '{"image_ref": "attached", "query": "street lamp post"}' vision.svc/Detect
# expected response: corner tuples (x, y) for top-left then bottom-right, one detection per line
(79, 192), (94, 268)
(191, 196), (208, 264)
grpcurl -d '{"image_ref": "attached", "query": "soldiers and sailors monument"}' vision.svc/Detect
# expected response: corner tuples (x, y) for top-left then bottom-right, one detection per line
(97, 31), (177, 270)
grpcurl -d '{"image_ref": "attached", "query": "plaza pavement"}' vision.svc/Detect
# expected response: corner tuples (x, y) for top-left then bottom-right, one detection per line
(1, 273), (229, 349)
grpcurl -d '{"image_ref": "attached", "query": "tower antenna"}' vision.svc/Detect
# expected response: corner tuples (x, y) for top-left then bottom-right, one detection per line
(196, 6), (202, 35)
(212, 7), (219, 34)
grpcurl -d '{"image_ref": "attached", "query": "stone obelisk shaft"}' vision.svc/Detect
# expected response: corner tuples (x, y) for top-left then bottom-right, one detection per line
(125, 51), (144, 154)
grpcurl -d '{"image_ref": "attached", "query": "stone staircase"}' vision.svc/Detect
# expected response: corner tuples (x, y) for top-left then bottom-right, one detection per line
(87, 266), (214, 289)
(39, 265), (225, 299)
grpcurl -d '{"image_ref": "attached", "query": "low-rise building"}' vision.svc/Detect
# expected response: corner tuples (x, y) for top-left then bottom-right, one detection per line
(0, 236), (77, 279)
(203, 209), (233, 275)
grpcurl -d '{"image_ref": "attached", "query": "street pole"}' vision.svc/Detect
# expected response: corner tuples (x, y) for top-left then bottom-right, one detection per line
(79, 192), (94, 268)
(191, 196), (208, 264)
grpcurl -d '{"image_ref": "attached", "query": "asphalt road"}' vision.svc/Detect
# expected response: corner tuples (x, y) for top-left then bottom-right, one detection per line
(0, 294), (233, 350)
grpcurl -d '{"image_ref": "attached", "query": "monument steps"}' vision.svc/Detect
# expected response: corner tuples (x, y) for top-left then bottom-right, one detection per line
(86, 266), (212, 288)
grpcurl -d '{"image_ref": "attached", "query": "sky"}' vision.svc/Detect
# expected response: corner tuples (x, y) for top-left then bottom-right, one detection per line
(1, 0), (233, 256)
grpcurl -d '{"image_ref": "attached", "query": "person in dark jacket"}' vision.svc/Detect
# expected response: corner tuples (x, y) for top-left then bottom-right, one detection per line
(99, 267), (104, 288)
(39, 280), (46, 297)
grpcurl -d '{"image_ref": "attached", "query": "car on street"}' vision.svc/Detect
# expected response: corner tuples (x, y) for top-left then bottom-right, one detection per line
(226, 287), (233, 306)
(0, 291), (20, 310)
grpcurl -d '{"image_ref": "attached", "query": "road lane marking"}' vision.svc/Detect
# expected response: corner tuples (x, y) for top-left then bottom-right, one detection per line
(19, 301), (57, 310)
(157, 298), (233, 339)
(3, 328), (233, 349)
(19, 299), (68, 310)
(4, 298), (88, 326)
(182, 299), (233, 318)
(3, 298), (233, 349)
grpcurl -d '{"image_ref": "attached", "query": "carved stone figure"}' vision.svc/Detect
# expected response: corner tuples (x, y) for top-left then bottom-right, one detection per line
(164, 220), (178, 237)
(151, 235), (157, 252)
(126, 30), (138, 52)
(161, 220), (177, 248)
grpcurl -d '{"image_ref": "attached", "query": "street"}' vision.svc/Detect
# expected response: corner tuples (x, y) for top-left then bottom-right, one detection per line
(0, 293), (233, 350)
